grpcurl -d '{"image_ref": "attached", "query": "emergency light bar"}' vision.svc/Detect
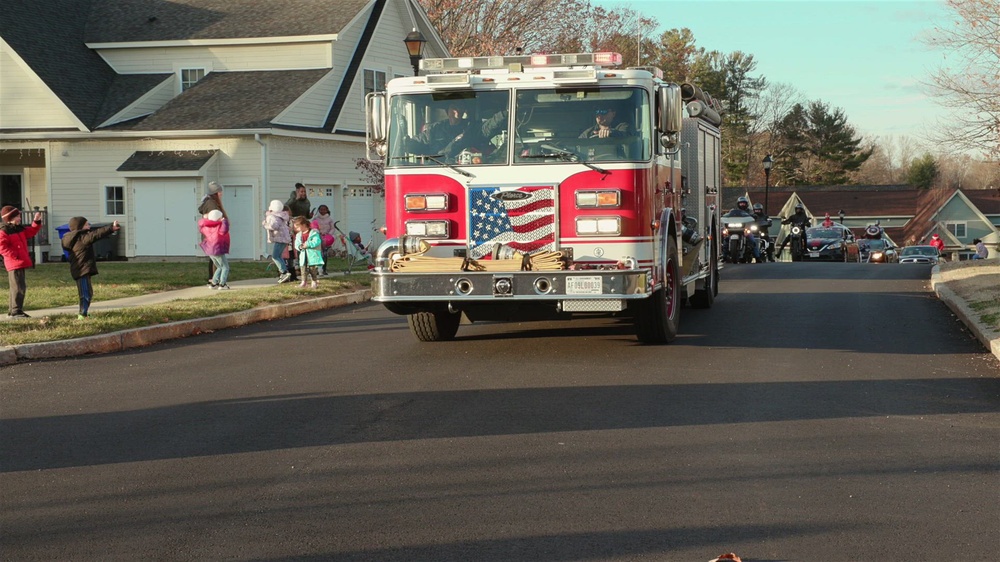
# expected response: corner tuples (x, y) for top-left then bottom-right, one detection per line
(421, 52), (623, 73)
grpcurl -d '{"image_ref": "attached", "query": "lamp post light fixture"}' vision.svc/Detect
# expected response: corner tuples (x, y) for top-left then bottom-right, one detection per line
(761, 154), (773, 214)
(838, 209), (845, 224)
(403, 28), (426, 76)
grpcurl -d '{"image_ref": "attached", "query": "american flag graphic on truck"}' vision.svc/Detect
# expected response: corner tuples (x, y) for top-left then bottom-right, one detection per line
(468, 186), (556, 259)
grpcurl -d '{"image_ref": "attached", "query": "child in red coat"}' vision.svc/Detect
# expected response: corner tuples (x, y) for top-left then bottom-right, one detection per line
(0, 205), (43, 318)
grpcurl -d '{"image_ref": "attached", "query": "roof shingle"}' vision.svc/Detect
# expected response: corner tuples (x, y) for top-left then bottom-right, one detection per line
(113, 69), (330, 131)
(84, 0), (370, 43)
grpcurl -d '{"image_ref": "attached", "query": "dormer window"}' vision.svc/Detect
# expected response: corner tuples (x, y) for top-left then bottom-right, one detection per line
(180, 68), (206, 92)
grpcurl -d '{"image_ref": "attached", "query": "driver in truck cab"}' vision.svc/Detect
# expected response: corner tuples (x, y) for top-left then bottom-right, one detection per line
(579, 105), (631, 139)
(411, 101), (472, 158)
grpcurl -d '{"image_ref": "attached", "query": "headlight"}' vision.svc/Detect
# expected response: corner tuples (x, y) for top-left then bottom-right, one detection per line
(405, 220), (449, 237)
(827, 242), (842, 249)
(749, 224), (759, 232)
(727, 222), (743, 229)
(405, 193), (449, 212)
(791, 226), (801, 234)
(576, 216), (621, 236)
(576, 190), (620, 208)
(871, 252), (883, 259)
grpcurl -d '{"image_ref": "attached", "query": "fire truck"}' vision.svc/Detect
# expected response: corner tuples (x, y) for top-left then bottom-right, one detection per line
(364, 52), (723, 343)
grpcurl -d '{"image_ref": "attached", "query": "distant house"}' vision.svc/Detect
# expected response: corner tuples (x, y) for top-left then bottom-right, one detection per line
(0, 0), (447, 261)
(724, 185), (1000, 260)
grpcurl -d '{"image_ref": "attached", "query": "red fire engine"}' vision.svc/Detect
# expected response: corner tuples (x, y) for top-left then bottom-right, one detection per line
(364, 52), (723, 343)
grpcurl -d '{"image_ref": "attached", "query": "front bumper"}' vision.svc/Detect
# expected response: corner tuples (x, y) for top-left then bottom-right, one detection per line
(373, 269), (650, 306)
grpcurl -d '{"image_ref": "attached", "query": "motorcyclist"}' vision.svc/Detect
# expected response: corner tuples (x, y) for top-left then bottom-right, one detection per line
(723, 196), (760, 262)
(777, 203), (811, 259)
(752, 203), (773, 261)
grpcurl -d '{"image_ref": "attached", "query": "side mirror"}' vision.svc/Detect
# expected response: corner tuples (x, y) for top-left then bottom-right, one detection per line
(764, 219), (773, 228)
(657, 84), (682, 149)
(365, 92), (388, 160)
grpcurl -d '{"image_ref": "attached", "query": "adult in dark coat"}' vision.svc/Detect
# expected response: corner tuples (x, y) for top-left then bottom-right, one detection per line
(285, 183), (312, 220)
(61, 216), (119, 318)
(284, 183), (312, 281)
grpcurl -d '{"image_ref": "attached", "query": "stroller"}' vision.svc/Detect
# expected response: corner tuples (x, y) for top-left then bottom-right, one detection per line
(333, 221), (375, 273)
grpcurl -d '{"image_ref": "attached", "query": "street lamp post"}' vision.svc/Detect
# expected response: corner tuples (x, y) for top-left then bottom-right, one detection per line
(762, 154), (773, 215)
(403, 29), (426, 76)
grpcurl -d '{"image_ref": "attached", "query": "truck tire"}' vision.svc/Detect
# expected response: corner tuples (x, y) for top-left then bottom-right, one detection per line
(407, 310), (461, 342)
(690, 227), (717, 309)
(635, 238), (680, 343)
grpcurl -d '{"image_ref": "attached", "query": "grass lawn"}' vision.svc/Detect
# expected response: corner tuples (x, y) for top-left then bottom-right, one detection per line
(0, 259), (371, 346)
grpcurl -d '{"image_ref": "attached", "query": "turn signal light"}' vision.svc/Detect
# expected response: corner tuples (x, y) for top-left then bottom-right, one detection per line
(405, 193), (448, 211)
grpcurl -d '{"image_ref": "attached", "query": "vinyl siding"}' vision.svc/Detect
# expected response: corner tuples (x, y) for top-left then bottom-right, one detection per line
(335, 0), (420, 132)
(96, 42), (334, 75)
(46, 137), (258, 257)
(100, 77), (176, 127)
(273, 69), (340, 128)
(267, 136), (366, 204)
(0, 47), (80, 129)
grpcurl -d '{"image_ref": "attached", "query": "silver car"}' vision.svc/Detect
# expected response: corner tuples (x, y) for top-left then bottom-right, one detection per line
(899, 245), (941, 264)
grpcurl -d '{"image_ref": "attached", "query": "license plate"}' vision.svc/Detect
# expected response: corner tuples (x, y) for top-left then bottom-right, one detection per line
(809, 252), (820, 258)
(566, 276), (602, 295)
(730, 234), (740, 240)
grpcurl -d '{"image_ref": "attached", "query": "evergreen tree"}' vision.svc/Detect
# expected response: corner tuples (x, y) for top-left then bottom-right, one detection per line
(775, 101), (873, 185)
(907, 153), (939, 189)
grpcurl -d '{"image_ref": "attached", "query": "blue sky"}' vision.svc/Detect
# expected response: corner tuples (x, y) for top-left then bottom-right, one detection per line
(595, 0), (951, 144)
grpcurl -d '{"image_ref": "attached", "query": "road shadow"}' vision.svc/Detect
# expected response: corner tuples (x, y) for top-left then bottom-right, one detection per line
(3, 376), (998, 472)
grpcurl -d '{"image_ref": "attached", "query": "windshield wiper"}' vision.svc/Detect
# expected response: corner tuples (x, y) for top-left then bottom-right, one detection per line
(390, 155), (475, 178)
(525, 145), (610, 175)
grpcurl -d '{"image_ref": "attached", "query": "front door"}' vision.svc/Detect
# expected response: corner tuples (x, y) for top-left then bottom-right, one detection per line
(134, 179), (198, 256)
(0, 174), (23, 209)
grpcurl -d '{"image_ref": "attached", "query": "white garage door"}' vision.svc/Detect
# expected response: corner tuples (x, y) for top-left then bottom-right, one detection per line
(346, 186), (385, 247)
(134, 179), (198, 256)
(220, 185), (255, 259)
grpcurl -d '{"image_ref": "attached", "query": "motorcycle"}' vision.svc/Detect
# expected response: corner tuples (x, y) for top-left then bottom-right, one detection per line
(756, 219), (774, 262)
(722, 214), (757, 264)
(787, 225), (806, 261)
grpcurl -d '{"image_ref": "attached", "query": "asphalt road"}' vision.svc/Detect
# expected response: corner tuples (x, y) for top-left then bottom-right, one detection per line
(2, 262), (998, 561)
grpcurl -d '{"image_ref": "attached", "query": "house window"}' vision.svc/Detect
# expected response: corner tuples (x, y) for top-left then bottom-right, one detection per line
(364, 69), (386, 96)
(180, 68), (205, 91)
(946, 222), (967, 238)
(105, 185), (124, 215)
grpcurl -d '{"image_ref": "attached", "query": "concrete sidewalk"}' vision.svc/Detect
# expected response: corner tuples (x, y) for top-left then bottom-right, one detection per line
(12, 276), (290, 319)
(0, 274), (372, 365)
(930, 264), (1000, 364)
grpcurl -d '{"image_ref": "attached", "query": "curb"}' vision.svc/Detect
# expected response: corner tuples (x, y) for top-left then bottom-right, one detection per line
(930, 266), (1000, 362)
(0, 289), (371, 366)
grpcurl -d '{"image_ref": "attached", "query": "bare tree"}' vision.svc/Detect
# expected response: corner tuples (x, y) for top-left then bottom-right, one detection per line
(855, 140), (898, 185)
(419, 0), (599, 57)
(922, 0), (1000, 157)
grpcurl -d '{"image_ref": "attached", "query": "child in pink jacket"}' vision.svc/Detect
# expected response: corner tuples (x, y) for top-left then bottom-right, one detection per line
(199, 209), (231, 289)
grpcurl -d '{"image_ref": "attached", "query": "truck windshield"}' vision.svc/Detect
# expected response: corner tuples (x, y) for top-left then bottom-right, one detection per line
(386, 87), (651, 168)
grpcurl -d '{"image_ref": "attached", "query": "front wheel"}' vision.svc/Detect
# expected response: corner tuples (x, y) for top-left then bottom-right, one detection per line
(635, 239), (680, 343)
(407, 309), (461, 342)
(728, 238), (741, 264)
